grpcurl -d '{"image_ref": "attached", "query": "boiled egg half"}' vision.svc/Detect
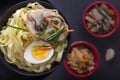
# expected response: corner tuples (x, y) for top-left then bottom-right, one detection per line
(24, 41), (54, 64)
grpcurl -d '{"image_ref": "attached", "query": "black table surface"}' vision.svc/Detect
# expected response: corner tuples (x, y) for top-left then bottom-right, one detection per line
(0, 0), (120, 80)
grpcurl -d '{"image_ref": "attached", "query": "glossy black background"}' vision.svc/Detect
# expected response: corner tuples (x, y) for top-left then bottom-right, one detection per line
(0, 0), (120, 80)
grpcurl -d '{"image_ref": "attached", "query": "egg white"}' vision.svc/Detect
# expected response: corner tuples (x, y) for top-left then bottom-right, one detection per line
(24, 41), (54, 64)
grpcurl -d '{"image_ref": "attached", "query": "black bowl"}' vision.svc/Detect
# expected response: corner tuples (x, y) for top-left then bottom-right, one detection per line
(0, 0), (70, 76)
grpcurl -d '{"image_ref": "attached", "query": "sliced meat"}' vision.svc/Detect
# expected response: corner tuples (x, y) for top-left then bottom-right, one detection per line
(45, 16), (69, 41)
(27, 9), (68, 40)
(45, 16), (65, 33)
(27, 2), (44, 9)
(26, 6), (68, 41)
(26, 9), (58, 36)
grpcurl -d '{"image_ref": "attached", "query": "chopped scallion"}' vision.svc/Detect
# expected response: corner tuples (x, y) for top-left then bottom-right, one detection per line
(51, 20), (58, 25)
(8, 25), (28, 31)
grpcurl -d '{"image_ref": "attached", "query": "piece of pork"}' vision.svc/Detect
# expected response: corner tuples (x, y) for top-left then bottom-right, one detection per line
(46, 16), (68, 40)
(26, 8), (68, 41)
(26, 9), (57, 35)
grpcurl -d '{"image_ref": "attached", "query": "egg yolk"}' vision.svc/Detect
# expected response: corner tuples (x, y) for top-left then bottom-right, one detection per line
(32, 46), (50, 60)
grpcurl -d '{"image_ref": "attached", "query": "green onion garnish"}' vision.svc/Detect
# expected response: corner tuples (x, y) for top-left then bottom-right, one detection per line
(8, 25), (28, 31)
